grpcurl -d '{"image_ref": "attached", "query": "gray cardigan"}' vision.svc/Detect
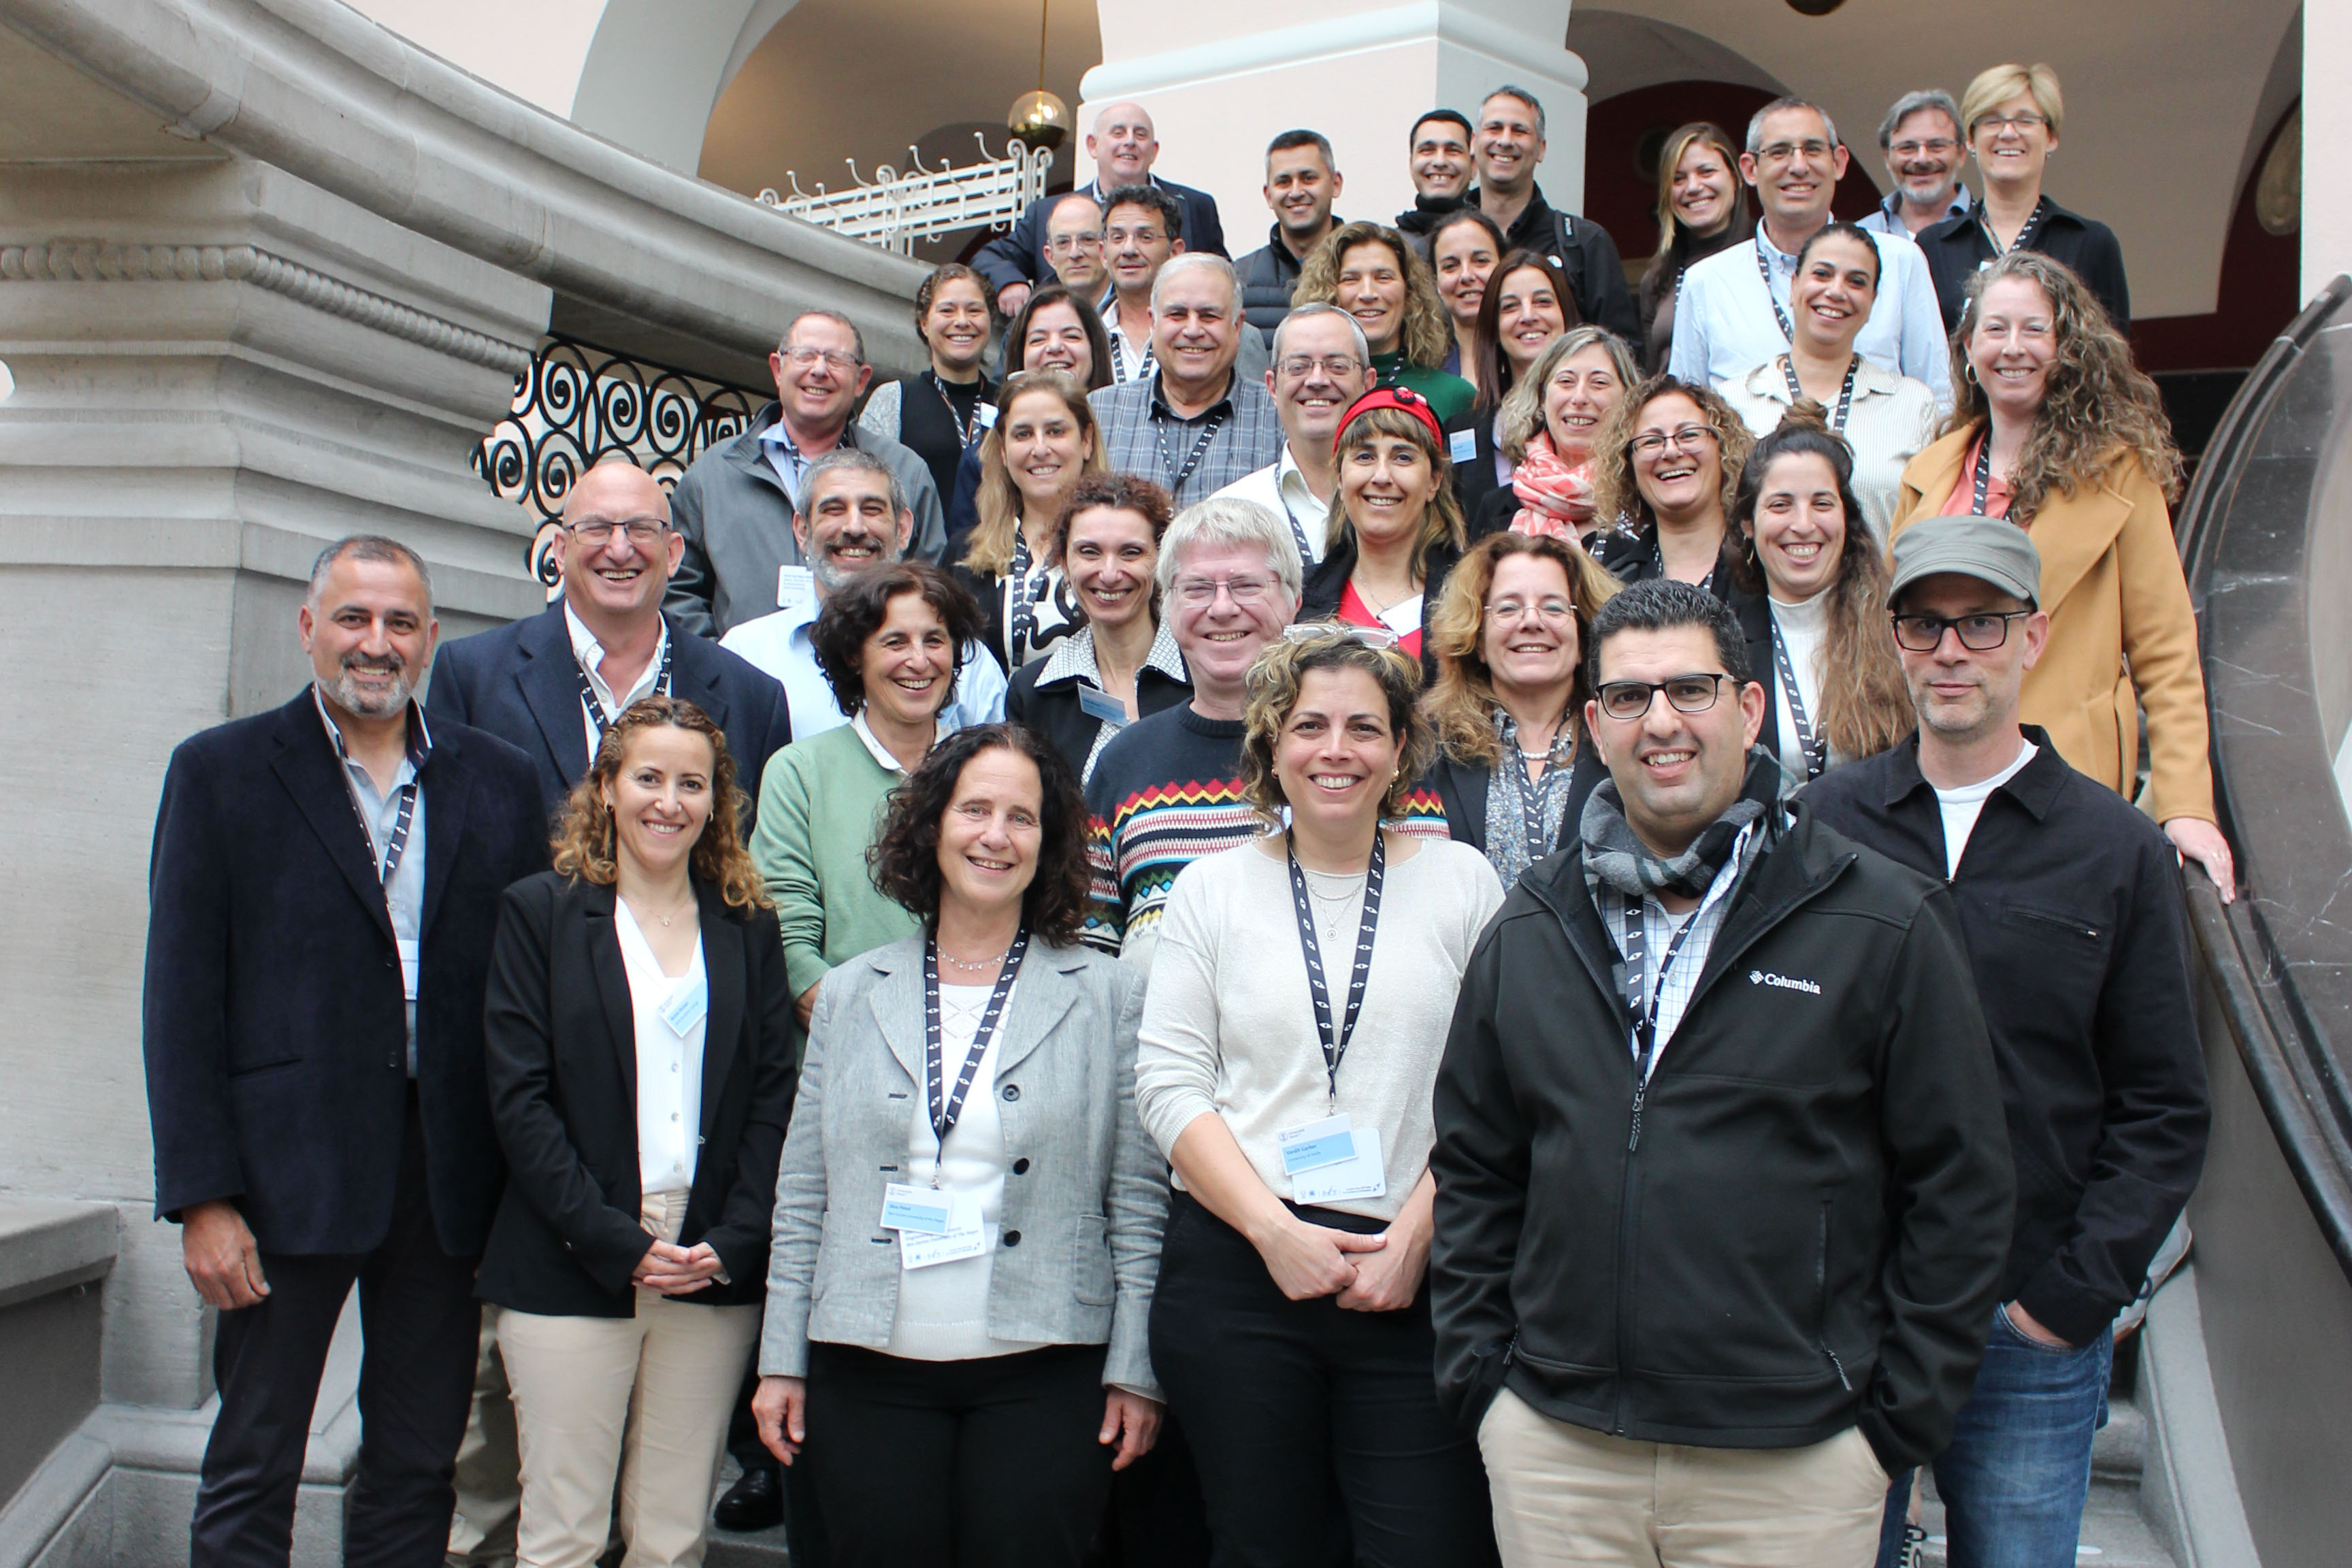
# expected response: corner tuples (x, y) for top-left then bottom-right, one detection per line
(760, 934), (1164, 1394)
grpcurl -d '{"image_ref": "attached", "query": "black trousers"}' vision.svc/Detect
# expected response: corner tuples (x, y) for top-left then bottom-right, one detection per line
(1148, 1192), (1500, 1568)
(191, 1094), (480, 1568)
(804, 1341), (1116, 1568)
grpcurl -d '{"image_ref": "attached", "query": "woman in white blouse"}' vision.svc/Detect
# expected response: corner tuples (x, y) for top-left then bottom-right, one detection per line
(1716, 222), (1940, 544)
(1136, 627), (1505, 1567)
(1726, 411), (1914, 794)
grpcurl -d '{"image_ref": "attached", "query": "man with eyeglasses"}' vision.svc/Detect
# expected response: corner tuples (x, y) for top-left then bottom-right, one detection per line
(1803, 517), (2208, 1568)
(1236, 129), (1346, 333)
(1098, 186), (1271, 389)
(1042, 192), (1109, 297)
(1465, 87), (1641, 343)
(1861, 91), (1972, 240)
(1211, 303), (1373, 565)
(1092, 253), (1283, 511)
(665, 310), (947, 638)
(1667, 97), (1953, 407)
(1431, 574), (2010, 1566)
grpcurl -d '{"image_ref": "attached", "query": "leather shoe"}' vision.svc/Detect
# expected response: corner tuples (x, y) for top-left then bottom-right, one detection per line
(713, 1463), (783, 1533)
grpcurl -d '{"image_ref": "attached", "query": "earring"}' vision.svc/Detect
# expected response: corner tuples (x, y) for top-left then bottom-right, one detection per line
(1963, 360), (1979, 385)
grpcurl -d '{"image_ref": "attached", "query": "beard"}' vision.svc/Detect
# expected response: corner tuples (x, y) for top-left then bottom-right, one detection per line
(809, 533), (898, 594)
(329, 653), (416, 718)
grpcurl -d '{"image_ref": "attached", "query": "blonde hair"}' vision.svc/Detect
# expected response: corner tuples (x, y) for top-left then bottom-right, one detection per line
(1292, 222), (1453, 369)
(551, 697), (768, 913)
(1590, 374), (1754, 530)
(1323, 404), (1468, 583)
(1650, 122), (1746, 259)
(1240, 629), (1435, 823)
(1422, 532), (1620, 768)
(1498, 328), (1639, 464)
(1959, 62), (2063, 139)
(963, 370), (1106, 576)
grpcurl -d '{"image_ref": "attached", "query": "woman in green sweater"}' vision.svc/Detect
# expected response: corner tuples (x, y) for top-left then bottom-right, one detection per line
(1292, 220), (1476, 425)
(750, 561), (987, 1032)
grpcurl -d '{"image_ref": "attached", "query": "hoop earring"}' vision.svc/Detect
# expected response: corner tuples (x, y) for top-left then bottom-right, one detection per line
(1963, 360), (1979, 385)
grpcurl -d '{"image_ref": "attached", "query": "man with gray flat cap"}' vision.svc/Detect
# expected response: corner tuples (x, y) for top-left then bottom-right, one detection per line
(1803, 516), (2210, 1568)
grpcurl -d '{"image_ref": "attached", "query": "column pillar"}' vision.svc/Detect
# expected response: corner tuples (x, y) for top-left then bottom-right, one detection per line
(2306, 0), (2350, 298)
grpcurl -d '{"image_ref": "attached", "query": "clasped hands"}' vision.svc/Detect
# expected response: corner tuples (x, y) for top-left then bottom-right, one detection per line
(634, 1237), (724, 1295)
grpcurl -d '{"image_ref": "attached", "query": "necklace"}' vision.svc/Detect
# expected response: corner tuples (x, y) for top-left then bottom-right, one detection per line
(938, 944), (1013, 975)
(1301, 868), (1369, 944)
(630, 894), (695, 929)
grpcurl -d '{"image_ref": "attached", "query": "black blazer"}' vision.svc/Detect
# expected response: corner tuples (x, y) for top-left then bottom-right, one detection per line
(1299, 529), (1463, 682)
(1006, 644), (1192, 778)
(427, 603), (794, 826)
(973, 176), (1228, 295)
(142, 691), (548, 1256)
(1916, 199), (2131, 331)
(1446, 409), (1507, 532)
(476, 872), (798, 1318)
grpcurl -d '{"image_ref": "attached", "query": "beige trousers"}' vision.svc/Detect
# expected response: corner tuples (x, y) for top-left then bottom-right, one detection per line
(500, 1192), (760, 1568)
(446, 1305), (520, 1567)
(1477, 1388), (1889, 1568)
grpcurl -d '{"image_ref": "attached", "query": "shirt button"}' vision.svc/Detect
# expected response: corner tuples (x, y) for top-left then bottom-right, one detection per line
(1012, 1158), (1030, 1175)
(1002, 1230), (1022, 1247)
(1001, 1084), (1019, 1102)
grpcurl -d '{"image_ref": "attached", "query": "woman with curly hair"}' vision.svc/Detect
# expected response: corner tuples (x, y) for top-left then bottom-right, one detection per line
(1891, 249), (2231, 894)
(953, 369), (1109, 670)
(1136, 627), (1505, 1566)
(478, 696), (798, 1568)
(1292, 220), (1476, 423)
(1729, 410), (1914, 793)
(753, 723), (1166, 1567)
(1587, 373), (1756, 596)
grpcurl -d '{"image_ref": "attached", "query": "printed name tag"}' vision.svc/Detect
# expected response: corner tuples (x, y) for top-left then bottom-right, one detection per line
(977, 403), (999, 429)
(900, 1192), (988, 1269)
(881, 1183), (955, 1235)
(1448, 428), (1478, 465)
(1077, 685), (1131, 728)
(1277, 1113), (1358, 1176)
(659, 981), (707, 1036)
(1292, 1126), (1388, 1205)
(395, 938), (421, 1002)
(777, 564), (815, 611)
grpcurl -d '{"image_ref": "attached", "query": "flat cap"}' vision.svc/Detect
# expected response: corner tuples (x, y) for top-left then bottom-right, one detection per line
(1890, 514), (2042, 606)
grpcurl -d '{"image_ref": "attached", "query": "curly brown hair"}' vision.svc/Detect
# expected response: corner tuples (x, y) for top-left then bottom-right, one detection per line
(1590, 374), (1753, 530)
(551, 696), (768, 912)
(808, 562), (987, 721)
(866, 724), (1090, 943)
(1941, 250), (2183, 521)
(1239, 629), (1437, 825)
(914, 263), (992, 348)
(1422, 532), (1620, 768)
(963, 370), (1107, 576)
(1292, 222), (1452, 369)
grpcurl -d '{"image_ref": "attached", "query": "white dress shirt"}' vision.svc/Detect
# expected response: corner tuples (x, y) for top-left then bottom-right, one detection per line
(612, 901), (708, 1197)
(564, 602), (670, 759)
(719, 591), (1008, 738)
(1210, 443), (1330, 564)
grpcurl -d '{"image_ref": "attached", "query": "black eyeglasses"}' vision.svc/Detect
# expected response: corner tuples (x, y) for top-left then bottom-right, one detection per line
(1890, 610), (2031, 652)
(1594, 673), (1728, 721)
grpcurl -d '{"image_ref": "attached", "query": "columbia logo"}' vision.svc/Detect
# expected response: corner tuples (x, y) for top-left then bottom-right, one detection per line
(1749, 970), (1822, 994)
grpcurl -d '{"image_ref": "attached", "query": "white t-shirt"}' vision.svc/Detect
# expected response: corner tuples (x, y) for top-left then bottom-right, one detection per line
(1932, 741), (2039, 878)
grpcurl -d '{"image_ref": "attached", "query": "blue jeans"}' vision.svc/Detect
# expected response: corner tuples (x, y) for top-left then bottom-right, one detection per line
(1873, 1305), (2113, 1568)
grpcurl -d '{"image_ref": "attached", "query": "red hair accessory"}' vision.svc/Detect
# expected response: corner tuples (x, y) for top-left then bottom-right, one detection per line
(1333, 385), (1444, 458)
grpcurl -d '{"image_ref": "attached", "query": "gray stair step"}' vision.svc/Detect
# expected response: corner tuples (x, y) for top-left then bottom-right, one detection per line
(704, 1456), (792, 1566)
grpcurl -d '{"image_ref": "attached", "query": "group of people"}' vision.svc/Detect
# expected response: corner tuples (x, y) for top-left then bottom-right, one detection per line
(142, 60), (2225, 1568)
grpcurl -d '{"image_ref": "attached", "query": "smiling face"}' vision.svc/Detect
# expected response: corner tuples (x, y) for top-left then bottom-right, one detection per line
(1494, 265), (1568, 377)
(1586, 623), (1765, 855)
(1105, 199), (1177, 304)
(600, 723), (715, 880)
(1152, 264), (1241, 390)
(1274, 666), (1402, 838)
(1063, 505), (1157, 634)
(1088, 103), (1158, 188)
(1265, 143), (1341, 245)
(1669, 137), (1736, 236)
(1543, 342), (1624, 466)
(1475, 92), (1546, 196)
(1480, 553), (1580, 702)
(1740, 105), (1848, 233)
(1791, 233), (1878, 355)
(1167, 538), (1294, 706)
(1410, 116), (1473, 200)
(1897, 573), (2048, 745)
(1885, 105), (1964, 208)
(558, 462), (681, 623)
(921, 276), (990, 376)
(768, 314), (870, 439)
(1746, 451), (1848, 601)
(1630, 391), (1725, 525)
(936, 745), (1045, 920)
(300, 553), (438, 720)
(1020, 300), (1095, 383)
(1431, 221), (1499, 332)
(1044, 195), (1107, 293)
(1339, 427), (1443, 551)
(1971, 91), (2057, 189)
(998, 389), (1093, 517)
(858, 589), (956, 727)
(1335, 241), (1408, 358)
(795, 468), (913, 593)
(1269, 308), (1371, 453)
(1967, 275), (2059, 422)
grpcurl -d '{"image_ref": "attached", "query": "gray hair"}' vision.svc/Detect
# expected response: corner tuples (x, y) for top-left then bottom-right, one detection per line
(308, 535), (433, 611)
(779, 309), (867, 365)
(1878, 90), (1962, 150)
(1483, 86), (1546, 141)
(803, 446), (909, 523)
(1746, 97), (1841, 156)
(1156, 496), (1305, 604)
(1271, 301), (1370, 365)
(1150, 252), (1243, 316)
(1497, 326), (1639, 464)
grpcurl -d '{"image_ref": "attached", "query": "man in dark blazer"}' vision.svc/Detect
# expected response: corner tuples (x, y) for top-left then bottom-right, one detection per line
(144, 535), (549, 1568)
(429, 457), (795, 826)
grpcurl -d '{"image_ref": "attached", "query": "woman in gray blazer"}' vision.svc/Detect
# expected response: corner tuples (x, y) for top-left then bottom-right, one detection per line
(753, 723), (1164, 1568)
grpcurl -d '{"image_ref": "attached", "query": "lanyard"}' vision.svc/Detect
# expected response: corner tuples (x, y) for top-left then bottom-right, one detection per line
(1769, 613), (1827, 781)
(1650, 539), (1718, 600)
(1779, 353), (1859, 433)
(1618, 888), (1703, 1079)
(363, 782), (420, 887)
(929, 371), (983, 448)
(1005, 534), (1054, 666)
(1112, 331), (1155, 386)
(1152, 406), (1226, 495)
(323, 693), (427, 889)
(1972, 437), (1997, 515)
(1980, 196), (2048, 259)
(1755, 242), (1794, 342)
(576, 632), (675, 746)
(921, 928), (1030, 1163)
(1506, 719), (1571, 856)
(1285, 830), (1387, 1102)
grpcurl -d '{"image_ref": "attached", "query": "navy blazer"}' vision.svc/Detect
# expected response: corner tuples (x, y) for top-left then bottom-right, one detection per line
(142, 690), (549, 1256)
(427, 603), (794, 826)
(973, 176), (1228, 295)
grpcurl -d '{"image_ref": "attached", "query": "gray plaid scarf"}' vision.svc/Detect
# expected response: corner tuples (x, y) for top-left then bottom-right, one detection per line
(1579, 749), (1782, 902)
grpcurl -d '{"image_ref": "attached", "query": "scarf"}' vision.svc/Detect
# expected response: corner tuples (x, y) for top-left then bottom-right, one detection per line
(1579, 748), (1782, 900)
(1509, 430), (1595, 540)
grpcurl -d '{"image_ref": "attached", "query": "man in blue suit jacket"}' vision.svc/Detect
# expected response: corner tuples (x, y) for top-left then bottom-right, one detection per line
(144, 536), (549, 1568)
(429, 459), (795, 827)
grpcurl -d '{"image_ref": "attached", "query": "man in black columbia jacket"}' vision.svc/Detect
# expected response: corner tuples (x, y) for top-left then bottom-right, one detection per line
(1431, 578), (2012, 1565)
(1803, 517), (2208, 1567)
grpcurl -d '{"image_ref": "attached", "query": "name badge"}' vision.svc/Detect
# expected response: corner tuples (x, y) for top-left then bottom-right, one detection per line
(659, 981), (707, 1036)
(977, 403), (999, 429)
(777, 564), (815, 611)
(1277, 1113), (1358, 1176)
(1077, 685), (1130, 728)
(395, 937), (421, 1002)
(899, 1191), (987, 1269)
(1447, 428), (1478, 466)
(1291, 1126), (1388, 1206)
(881, 1182), (955, 1235)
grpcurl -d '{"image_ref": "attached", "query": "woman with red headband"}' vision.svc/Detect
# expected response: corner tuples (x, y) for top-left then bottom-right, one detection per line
(1299, 387), (1469, 667)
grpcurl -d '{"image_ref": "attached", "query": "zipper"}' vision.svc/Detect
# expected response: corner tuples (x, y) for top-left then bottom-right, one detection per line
(1814, 1202), (1850, 1390)
(2011, 906), (2099, 941)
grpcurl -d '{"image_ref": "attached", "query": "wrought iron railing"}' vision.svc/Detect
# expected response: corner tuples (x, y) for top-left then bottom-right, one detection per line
(474, 333), (766, 590)
(759, 135), (1052, 255)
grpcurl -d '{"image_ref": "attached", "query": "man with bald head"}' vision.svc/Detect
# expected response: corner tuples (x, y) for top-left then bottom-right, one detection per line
(975, 99), (1226, 318)
(428, 455), (796, 825)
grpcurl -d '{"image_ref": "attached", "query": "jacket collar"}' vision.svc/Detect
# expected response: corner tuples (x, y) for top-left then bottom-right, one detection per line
(1873, 724), (2067, 821)
(272, 688), (468, 943)
(576, 876), (751, 1137)
(1900, 427), (2133, 612)
(1033, 617), (1187, 694)
(859, 933), (1088, 1090)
